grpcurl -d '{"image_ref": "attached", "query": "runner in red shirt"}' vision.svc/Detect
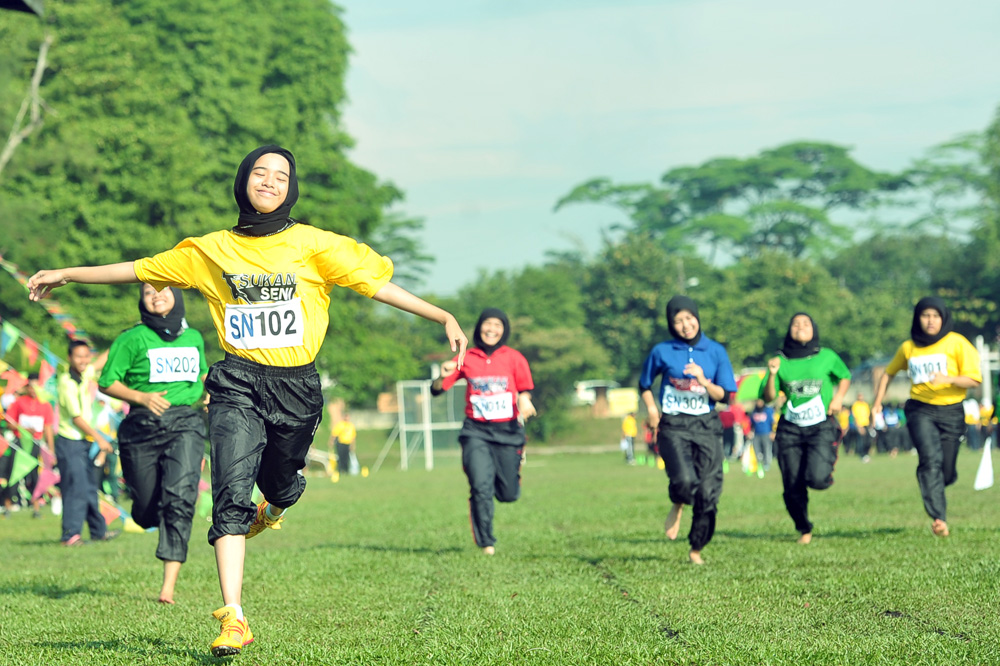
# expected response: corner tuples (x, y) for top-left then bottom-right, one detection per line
(5, 373), (56, 517)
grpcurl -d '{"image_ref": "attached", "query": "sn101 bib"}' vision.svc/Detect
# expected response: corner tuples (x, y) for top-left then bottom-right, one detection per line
(225, 298), (305, 350)
(147, 347), (200, 383)
(661, 384), (710, 416)
(470, 391), (514, 420)
(907, 354), (947, 385)
(784, 394), (826, 427)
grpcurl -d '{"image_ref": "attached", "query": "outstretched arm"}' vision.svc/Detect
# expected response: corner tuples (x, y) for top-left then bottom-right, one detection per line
(373, 282), (468, 366)
(28, 262), (139, 301)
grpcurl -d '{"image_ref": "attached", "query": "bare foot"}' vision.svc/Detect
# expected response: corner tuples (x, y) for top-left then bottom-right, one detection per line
(482, 546), (496, 555)
(931, 519), (949, 537)
(688, 550), (704, 565)
(664, 503), (683, 541)
(157, 596), (175, 604)
(797, 533), (812, 545)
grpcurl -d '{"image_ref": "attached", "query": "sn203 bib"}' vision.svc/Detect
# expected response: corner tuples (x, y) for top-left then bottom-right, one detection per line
(224, 298), (305, 350)
(470, 391), (514, 420)
(661, 383), (710, 416)
(783, 394), (826, 428)
(147, 347), (200, 383)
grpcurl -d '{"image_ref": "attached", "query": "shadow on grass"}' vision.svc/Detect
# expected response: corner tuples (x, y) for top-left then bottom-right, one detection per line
(309, 541), (463, 556)
(715, 527), (906, 540)
(0, 582), (115, 599)
(36, 638), (219, 664)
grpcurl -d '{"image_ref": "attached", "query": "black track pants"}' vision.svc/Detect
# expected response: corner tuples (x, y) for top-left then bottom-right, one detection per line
(460, 419), (524, 548)
(774, 417), (840, 535)
(905, 400), (965, 521)
(118, 405), (205, 562)
(657, 412), (724, 551)
(204, 355), (323, 545)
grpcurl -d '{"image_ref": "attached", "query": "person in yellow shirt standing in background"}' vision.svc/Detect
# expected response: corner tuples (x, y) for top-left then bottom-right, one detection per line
(851, 393), (872, 462)
(27, 145), (467, 657)
(330, 413), (358, 476)
(621, 412), (637, 465)
(872, 297), (981, 537)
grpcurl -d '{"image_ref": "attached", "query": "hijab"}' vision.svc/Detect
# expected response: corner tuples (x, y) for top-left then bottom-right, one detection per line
(780, 312), (820, 359)
(473, 308), (510, 356)
(232, 144), (299, 237)
(666, 295), (702, 345)
(140, 286), (187, 342)
(910, 296), (953, 348)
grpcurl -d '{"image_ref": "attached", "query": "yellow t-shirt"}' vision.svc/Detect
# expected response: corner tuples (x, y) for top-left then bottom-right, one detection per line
(622, 415), (637, 438)
(884, 332), (982, 406)
(134, 225), (393, 367)
(331, 420), (357, 445)
(57, 366), (96, 440)
(851, 401), (871, 428)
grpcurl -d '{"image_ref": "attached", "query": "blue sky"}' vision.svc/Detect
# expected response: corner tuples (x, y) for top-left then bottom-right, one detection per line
(334, 0), (1000, 295)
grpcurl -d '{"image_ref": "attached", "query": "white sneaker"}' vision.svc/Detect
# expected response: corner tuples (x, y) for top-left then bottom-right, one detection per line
(51, 496), (63, 516)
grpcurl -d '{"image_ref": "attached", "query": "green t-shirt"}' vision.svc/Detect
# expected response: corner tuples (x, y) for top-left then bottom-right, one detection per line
(99, 325), (208, 407)
(762, 348), (851, 422)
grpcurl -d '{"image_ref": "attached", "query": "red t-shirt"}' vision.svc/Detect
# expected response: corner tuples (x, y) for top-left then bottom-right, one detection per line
(6, 395), (55, 438)
(441, 346), (534, 422)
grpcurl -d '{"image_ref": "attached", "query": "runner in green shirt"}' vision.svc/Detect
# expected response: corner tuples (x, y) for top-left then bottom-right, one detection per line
(99, 284), (208, 604)
(762, 313), (851, 544)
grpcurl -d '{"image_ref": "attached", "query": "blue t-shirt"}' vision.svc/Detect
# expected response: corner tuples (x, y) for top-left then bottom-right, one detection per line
(639, 336), (737, 416)
(750, 406), (774, 434)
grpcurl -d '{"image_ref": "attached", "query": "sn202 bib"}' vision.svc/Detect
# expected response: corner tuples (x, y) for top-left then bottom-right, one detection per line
(224, 298), (305, 350)
(147, 347), (200, 383)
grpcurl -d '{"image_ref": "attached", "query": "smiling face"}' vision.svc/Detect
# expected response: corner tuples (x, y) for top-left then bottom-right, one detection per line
(69, 344), (92, 376)
(479, 317), (505, 347)
(919, 308), (942, 336)
(672, 310), (700, 340)
(245, 153), (290, 214)
(790, 315), (814, 343)
(142, 284), (175, 317)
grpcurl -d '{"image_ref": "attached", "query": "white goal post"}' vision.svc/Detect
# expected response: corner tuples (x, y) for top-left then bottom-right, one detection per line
(393, 378), (466, 471)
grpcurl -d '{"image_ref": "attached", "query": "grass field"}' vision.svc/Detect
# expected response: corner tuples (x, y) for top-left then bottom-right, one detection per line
(2, 444), (999, 665)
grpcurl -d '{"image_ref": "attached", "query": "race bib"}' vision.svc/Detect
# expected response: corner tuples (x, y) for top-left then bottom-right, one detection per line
(907, 353), (948, 385)
(17, 414), (46, 434)
(147, 347), (200, 383)
(470, 392), (514, 420)
(784, 394), (826, 427)
(224, 298), (304, 350)
(661, 384), (710, 416)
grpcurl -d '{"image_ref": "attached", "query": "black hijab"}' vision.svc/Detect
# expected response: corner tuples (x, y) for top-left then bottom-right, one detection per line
(232, 145), (299, 237)
(666, 295), (702, 345)
(780, 312), (820, 359)
(140, 285), (187, 342)
(473, 308), (510, 356)
(910, 296), (953, 347)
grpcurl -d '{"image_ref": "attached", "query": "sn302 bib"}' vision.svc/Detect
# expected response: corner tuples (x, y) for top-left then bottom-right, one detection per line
(907, 354), (948, 385)
(470, 392), (514, 420)
(784, 394), (826, 427)
(661, 383), (710, 416)
(147, 347), (200, 383)
(224, 298), (305, 350)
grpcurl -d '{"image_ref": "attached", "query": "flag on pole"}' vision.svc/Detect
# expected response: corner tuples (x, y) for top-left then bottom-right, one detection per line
(974, 437), (993, 491)
(6, 447), (39, 487)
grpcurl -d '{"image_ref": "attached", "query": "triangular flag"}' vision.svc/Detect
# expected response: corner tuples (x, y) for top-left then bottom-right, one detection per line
(39, 360), (55, 387)
(0, 321), (18, 355)
(974, 438), (993, 491)
(23, 338), (38, 366)
(98, 497), (123, 526)
(6, 448), (39, 487)
(31, 467), (60, 501)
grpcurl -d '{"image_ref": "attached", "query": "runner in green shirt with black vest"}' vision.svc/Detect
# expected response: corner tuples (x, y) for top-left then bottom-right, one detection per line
(99, 284), (208, 604)
(762, 313), (851, 545)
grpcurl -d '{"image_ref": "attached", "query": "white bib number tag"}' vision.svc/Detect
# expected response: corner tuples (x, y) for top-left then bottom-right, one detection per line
(470, 392), (514, 420)
(908, 354), (947, 385)
(661, 384), (710, 416)
(784, 394), (826, 427)
(225, 298), (304, 350)
(147, 347), (200, 383)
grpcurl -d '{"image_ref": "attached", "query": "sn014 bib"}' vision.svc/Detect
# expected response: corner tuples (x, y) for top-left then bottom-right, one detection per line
(907, 353), (948, 385)
(224, 298), (305, 350)
(470, 391), (514, 421)
(784, 394), (826, 428)
(661, 383), (710, 416)
(147, 347), (200, 383)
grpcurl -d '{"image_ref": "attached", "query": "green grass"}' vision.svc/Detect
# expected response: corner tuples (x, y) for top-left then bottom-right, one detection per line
(2, 447), (999, 665)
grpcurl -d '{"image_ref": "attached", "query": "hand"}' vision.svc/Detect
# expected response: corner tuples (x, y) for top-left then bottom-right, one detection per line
(684, 362), (707, 384)
(929, 372), (950, 386)
(517, 395), (537, 420)
(444, 316), (468, 368)
(27, 269), (70, 301)
(440, 360), (458, 376)
(141, 390), (171, 416)
(828, 397), (843, 415)
(767, 356), (781, 374)
(97, 436), (114, 454)
(646, 409), (660, 431)
(871, 402), (883, 416)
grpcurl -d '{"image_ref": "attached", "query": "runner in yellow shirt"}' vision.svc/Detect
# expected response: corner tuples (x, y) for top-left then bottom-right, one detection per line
(28, 145), (468, 658)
